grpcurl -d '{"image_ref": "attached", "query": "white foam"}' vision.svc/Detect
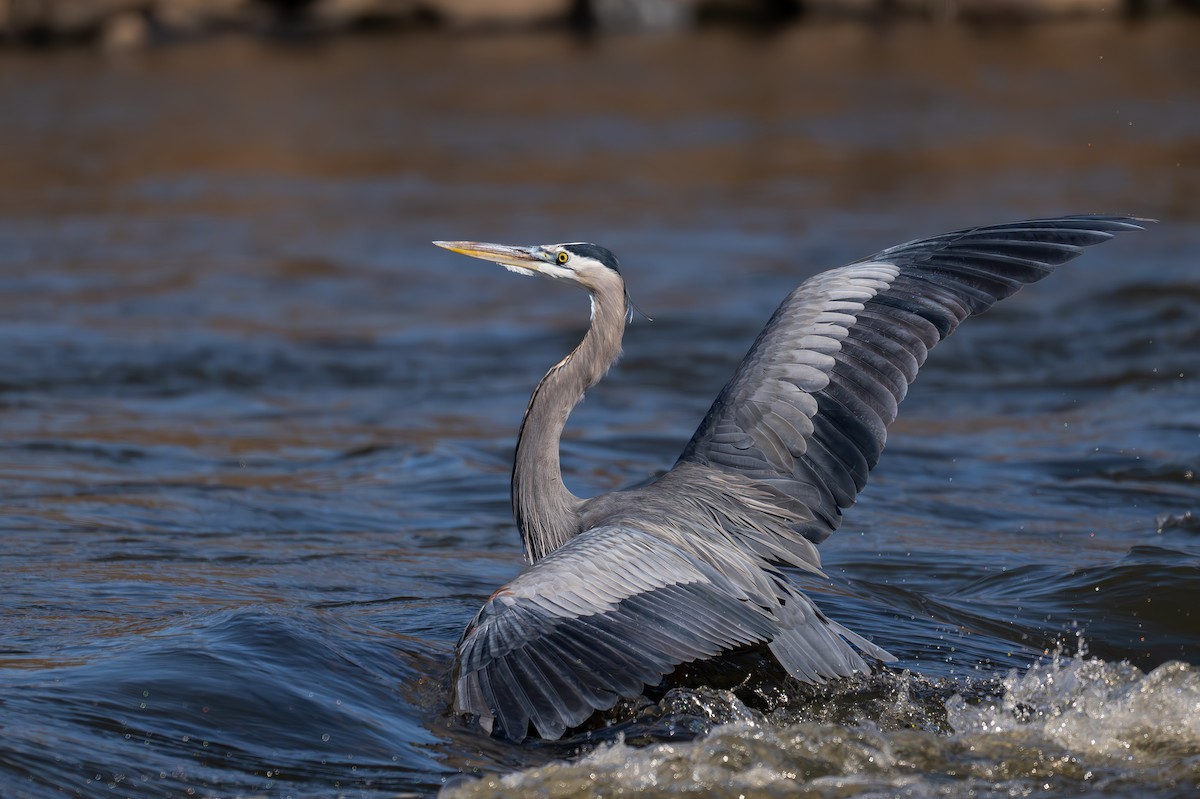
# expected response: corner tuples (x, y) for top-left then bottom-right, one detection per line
(442, 657), (1200, 798)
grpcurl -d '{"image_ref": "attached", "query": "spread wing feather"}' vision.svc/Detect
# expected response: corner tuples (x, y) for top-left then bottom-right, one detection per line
(674, 215), (1148, 547)
(454, 524), (875, 741)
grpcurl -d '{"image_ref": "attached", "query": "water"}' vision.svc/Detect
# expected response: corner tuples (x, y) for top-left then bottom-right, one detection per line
(1, 18), (1198, 799)
(447, 657), (1200, 798)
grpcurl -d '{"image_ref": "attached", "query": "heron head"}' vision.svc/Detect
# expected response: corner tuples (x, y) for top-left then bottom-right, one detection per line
(433, 240), (621, 292)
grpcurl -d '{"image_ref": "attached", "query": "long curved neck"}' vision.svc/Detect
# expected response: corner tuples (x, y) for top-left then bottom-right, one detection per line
(513, 281), (627, 563)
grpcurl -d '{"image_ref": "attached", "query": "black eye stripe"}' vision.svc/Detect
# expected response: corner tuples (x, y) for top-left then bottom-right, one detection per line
(561, 243), (621, 274)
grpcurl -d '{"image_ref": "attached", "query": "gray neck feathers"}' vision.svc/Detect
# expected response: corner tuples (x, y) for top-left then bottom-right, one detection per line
(512, 280), (627, 563)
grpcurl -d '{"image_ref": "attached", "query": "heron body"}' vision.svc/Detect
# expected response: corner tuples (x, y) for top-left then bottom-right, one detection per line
(433, 215), (1147, 742)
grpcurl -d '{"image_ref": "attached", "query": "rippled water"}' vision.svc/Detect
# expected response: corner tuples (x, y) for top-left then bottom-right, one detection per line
(1, 18), (1198, 799)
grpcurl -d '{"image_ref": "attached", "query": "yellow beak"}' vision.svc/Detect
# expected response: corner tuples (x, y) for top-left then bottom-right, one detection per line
(433, 241), (545, 275)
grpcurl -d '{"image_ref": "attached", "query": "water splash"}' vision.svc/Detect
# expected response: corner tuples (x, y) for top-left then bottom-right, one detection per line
(442, 655), (1200, 798)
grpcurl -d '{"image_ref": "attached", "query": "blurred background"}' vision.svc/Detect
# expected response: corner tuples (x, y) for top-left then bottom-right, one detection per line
(3, 0), (1200, 49)
(1, 4), (1199, 799)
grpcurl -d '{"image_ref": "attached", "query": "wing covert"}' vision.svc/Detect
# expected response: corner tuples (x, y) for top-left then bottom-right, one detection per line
(454, 525), (777, 740)
(675, 215), (1149, 545)
(453, 523), (879, 741)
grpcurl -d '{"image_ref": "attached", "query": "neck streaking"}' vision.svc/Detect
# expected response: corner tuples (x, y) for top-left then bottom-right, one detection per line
(512, 281), (627, 563)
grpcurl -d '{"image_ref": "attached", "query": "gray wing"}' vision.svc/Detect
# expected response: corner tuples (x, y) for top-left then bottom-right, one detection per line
(674, 215), (1149, 548)
(454, 524), (877, 741)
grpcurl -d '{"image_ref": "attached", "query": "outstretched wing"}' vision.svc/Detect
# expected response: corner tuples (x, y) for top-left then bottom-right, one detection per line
(454, 524), (874, 741)
(673, 215), (1148, 547)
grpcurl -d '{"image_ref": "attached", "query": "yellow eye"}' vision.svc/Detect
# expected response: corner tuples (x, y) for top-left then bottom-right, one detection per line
(556, 251), (570, 265)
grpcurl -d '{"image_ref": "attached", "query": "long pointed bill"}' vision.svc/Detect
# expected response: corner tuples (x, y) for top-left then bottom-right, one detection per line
(432, 241), (545, 277)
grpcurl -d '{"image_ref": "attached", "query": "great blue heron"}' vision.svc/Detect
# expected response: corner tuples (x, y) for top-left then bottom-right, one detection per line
(433, 215), (1147, 742)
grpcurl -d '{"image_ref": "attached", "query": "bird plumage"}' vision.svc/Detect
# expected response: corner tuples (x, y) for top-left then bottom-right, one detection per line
(435, 215), (1149, 741)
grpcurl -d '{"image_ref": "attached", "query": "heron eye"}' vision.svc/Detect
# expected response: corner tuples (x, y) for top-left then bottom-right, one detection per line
(556, 251), (570, 265)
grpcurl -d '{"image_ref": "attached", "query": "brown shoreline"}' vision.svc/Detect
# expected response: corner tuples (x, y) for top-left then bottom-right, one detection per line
(1, 0), (1191, 52)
